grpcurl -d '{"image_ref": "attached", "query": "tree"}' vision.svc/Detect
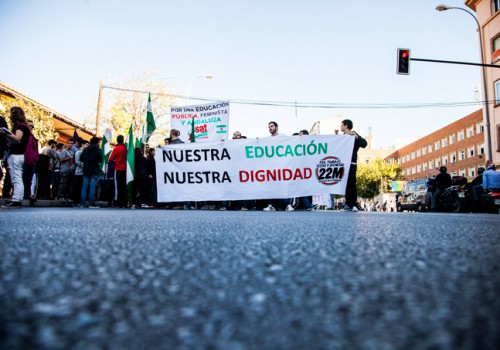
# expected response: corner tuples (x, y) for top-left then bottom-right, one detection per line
(356, 158), (402, 198)
(1, 97), (58, 146)
(100, 71), (176, 146)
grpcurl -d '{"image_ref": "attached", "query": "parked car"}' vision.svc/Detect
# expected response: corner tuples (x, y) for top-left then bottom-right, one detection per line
(397, 179), (430, 212)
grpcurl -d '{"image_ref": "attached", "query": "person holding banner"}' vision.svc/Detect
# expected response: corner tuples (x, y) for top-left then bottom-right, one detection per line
(340, 119), (367, 212)
(263, 121), (289, 211)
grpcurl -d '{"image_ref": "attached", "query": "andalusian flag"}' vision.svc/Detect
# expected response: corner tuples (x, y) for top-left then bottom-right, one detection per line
(141, 93), (156, 145)
(100, 128), (112, 175)
(126, 124), (135, 205)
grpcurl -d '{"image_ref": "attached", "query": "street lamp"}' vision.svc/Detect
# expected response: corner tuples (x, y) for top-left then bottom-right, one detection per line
(436, 4), (493, 162)
(186, 74), (214, 106)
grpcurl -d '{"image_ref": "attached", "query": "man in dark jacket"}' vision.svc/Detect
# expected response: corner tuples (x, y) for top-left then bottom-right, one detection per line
(431, 166), (452, 212)
(341, 119), (368, 212)
(80, 136), (102, 208)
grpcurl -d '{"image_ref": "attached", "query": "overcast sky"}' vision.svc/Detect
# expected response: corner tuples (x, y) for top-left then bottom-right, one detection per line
(0, 0), (483, 148)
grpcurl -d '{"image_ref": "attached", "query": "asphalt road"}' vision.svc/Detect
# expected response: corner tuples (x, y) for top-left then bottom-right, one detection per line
(1, 209), (499, 349)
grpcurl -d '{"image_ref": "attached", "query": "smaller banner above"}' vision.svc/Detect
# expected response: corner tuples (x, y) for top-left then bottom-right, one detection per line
(171, 101), (230, 142)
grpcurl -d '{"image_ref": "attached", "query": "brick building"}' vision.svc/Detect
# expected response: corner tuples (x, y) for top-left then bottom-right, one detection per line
(385, 109), (486, 181)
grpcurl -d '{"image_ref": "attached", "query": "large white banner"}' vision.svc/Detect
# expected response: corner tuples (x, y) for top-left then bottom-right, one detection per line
(170, 101), (230, 142)
(156, 135), (354, 202)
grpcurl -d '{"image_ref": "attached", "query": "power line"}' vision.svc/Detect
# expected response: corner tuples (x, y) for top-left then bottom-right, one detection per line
(102, 84), (487, 110)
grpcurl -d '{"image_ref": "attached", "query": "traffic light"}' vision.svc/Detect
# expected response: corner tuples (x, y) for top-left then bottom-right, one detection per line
(397, 48), (410, 75)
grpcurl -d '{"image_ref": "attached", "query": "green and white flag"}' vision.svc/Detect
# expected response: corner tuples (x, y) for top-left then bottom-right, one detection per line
(100, 128), (112, 174)
(126, 124), (135, 204)
(141, 93), (156, 145)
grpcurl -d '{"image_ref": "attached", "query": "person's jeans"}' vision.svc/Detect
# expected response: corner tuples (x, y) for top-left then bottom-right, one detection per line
(8, 154), (24, 202)
(472, 184), (483, 203)
(81, 175), (99, 206)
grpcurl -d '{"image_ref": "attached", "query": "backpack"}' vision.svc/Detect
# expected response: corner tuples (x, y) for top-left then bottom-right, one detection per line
(20, 122), (39, 165)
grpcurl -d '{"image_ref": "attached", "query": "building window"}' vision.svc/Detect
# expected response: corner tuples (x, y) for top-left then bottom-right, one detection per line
(441, 137), (448, 148)
(478, 143), (485, 155)
(451, 171), (457, 177)
(459, 149), (465, 161)
(428, 144), (433, 153)
(468, 166), (475, 178)
(495, 80), (500, 104)
(497, 124), (500, 151)
(476, 122), (484, 134)
(406, 154), (410, 162)
(450, 152), (456, 163)
(459, 168), (466, 176)
(435, 141), (440, 150)
(493, 0), (500, 14)
(442, 155), (448, 165)
(466, 126), (474, 138)
(412, 166), (416, 174)
(417, 164), (421, 173)
(457, 130), (464, 141)
(401, 157), (405, 164)
(429, 160), (434, 170)
(468, 146), (475, 158)
(423, 162), (427, 171)
(449, 134), (456, 145)
(416, 149), (421, 157)
(411, 151), (415, 160)
(422, 147), (426, 156)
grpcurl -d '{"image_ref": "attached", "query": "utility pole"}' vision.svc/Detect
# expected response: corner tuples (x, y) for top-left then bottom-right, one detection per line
(95, 80), (103, 136)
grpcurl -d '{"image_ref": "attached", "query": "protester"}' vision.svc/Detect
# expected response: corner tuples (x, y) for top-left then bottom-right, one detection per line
(146, 147), (157, 208)
(263, 121), (288, 211)
(0, 107), (30, 208)
(169, 129), (183, 144)
(133, 147), (149, 208)
(52, 143), (63, 199)
(80, 137), (102, 208)
(108, 135), (127, 208)
(57, 139), (74, 201)
(38, 139), (58, 199)
(22, 120), (38, 202)
(340, 119), (368, 212)
(73, 140), (88, 205)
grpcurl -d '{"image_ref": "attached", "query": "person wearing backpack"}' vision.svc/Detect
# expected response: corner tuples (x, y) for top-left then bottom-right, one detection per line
(0, 107), (30, 208)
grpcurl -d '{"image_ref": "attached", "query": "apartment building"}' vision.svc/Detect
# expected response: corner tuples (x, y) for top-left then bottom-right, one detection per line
(385, 109), (486, 181)
(466, 0), (500, 165)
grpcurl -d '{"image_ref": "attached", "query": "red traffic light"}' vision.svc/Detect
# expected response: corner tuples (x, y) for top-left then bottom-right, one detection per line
(397, 48), (411, 75)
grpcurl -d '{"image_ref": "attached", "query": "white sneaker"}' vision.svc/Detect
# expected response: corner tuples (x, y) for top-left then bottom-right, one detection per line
(285, 204), (295, 211)
(263, 204), (276, 211)
(352, 206), (359, 212)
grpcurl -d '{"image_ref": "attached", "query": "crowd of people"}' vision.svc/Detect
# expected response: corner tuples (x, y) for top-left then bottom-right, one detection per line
(1, 106), (369, 211)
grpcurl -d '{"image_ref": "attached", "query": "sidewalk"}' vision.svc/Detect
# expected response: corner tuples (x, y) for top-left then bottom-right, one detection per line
(0, 198), (108, 208)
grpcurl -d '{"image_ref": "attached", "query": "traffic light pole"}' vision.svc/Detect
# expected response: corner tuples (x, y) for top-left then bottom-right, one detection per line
(411, 57), (500, 69)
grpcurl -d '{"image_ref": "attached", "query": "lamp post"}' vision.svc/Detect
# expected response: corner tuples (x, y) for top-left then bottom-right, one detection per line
(436, 4), (493, 162)
(185, 74), (214, 106)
